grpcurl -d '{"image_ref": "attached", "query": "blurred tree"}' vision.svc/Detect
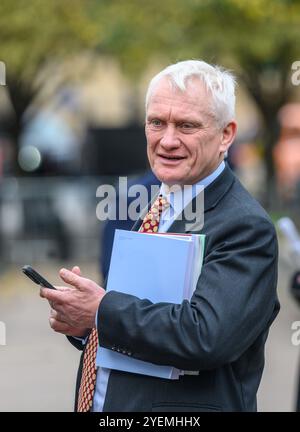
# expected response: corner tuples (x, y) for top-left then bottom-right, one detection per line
(1, 0), (299, 200)
(90, 0), (300, 203)
(0, 0), (98, 171)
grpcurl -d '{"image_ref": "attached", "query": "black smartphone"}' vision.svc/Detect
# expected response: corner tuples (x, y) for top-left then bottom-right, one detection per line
(22, 265), (56, 289)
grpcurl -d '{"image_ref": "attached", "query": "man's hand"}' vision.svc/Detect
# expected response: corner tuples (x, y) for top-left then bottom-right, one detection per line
(40, 265), (105, 333)
(49, 307), (89, 337)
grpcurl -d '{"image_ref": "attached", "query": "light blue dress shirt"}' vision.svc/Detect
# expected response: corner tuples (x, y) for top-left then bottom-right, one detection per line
(92, 161), (225, 411)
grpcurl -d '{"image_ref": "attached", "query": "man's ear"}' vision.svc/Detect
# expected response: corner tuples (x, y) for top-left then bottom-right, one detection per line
(220, 121), (237, 153)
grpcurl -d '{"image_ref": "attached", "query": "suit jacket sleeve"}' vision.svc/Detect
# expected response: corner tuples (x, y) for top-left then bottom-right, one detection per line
(97, 214), (278, 371)
(66, 336), (85, 351)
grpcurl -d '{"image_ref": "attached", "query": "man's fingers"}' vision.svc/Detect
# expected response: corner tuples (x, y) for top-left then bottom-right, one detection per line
(59, 268), (89, 291)
(50, 308), (66, 322)
(40, 287), (66, 303)
(72, 266), (81, 276)
(50, 308), (61, 320)
(49, 316), (88, 337)
(56, 286), (74, 291)
(49, 317), (76, 335)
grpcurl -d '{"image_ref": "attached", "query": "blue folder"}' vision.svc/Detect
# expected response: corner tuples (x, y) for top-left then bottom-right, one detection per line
(96, 229), (205, 379)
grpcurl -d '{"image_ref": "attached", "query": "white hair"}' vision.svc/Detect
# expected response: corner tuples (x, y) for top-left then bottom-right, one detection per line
(145, 60), (236, 127)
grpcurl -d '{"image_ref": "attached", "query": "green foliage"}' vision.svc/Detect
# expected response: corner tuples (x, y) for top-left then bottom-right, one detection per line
(0, 0), (98, 82)
(1, 0), (300, 184)
(1, 0), (299, 86)
(88, 0), (300, 77)
(85, 0), (300, 190)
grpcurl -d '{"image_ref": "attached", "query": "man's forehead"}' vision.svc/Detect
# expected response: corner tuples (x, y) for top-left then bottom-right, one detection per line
(148, 77), (210, 108)
(146, 79), (212, 119)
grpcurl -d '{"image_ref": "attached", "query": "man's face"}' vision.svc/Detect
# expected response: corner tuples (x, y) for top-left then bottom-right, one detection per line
(145, 77), (236, 186)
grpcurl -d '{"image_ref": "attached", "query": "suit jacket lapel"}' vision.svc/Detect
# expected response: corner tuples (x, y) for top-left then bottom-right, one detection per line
(131, 163), (235, 234)
(167, 164), (235, 234)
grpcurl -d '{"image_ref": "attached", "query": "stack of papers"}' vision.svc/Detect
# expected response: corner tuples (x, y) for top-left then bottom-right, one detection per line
(96, 229), (205, 379)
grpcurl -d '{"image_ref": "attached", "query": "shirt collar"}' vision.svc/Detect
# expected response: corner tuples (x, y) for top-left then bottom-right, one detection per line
(159, 161), (225, 214)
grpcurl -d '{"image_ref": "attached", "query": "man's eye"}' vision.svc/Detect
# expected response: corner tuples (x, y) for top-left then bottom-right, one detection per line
(149, 119), (162, 127)
(181, 123), (194, 129)
(179, 123), (200, 133)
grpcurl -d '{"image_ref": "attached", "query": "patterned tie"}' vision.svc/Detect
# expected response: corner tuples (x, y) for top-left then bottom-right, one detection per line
(77, 194), (169, 412)
(139, 195), (170, 233)
(77, 328), (98, 412)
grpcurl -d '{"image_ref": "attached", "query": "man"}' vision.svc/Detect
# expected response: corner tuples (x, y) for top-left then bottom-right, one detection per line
(41, 60), (279, 412)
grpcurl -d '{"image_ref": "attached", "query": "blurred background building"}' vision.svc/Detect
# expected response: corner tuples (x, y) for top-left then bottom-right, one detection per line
(0, 0), (300, 412)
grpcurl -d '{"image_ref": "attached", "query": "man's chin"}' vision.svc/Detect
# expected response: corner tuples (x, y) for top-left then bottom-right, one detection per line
(156, 175), (184, 187)
(152, 167), (186, 186)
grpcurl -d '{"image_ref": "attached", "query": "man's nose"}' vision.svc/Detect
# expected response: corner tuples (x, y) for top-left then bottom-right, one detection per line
(160, 125), (180, 148)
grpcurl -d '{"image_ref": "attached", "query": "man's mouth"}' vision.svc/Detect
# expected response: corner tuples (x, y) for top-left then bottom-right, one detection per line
(158, 154), (186, 161)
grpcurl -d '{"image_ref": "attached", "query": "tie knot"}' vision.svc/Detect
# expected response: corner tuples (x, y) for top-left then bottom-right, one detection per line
(156, 195), (170, 212)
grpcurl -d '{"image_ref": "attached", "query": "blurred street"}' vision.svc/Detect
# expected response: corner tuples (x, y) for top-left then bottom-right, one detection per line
(0, 239), (299, 412)
(0, 261), (101, 412)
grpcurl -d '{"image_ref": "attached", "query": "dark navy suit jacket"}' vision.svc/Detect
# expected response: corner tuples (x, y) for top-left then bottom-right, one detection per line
(71, 164), (280, 412)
